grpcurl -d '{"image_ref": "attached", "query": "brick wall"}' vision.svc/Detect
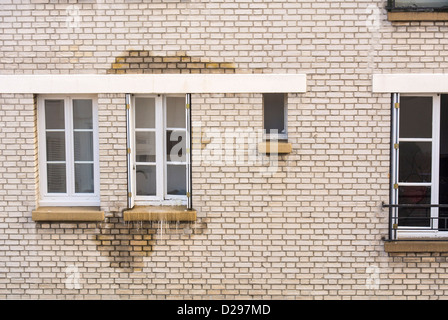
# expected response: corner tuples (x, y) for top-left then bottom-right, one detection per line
(1, 0), (448, 299)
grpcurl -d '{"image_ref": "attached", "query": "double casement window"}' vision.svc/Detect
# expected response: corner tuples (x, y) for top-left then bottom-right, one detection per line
(37, 96), (99, 206)
(390, 94), (448, 237)
(387, 0), (448, 10)
(126, 94), (190, 206)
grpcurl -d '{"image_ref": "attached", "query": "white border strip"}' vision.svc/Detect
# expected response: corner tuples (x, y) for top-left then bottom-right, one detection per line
(0, 74), (307, 94)
(373, 74), (448, 93)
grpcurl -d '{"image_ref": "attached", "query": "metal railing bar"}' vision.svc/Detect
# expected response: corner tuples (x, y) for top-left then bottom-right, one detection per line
(382, 202), (448, 208)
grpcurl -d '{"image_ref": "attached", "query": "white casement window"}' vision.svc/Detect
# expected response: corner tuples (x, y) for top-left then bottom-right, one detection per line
(263, 93), (287, 140)
(391, 93), (448, 238)
(128, 94), (189, 205)
(37, 95), (100, 206)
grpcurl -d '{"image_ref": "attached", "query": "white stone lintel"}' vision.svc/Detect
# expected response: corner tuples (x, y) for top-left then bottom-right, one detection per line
(0, 74), (307, 94)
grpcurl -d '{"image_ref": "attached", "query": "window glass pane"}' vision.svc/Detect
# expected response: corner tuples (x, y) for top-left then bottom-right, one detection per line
(47, 163), (66, 193)
(73, 99), (93, 129)
(394, 0), (448, 8)
(74, 131), (93, 162)
(45, 99), (65, 129)
(399, 142), (432, 183)
(166, 97), (185, 128)
(135, 98), (155, 129)
(167, 164), (186, 195)
(136, 165), (156, 196)
(46, 131), (66, 161)
(136, 132), (156, 162)
(399, 96), (432, 139)
(398, 186), (431, 227)
(75, 163), (94, 193)
(263, 93), (285, 135)
(166, 130), (186, 162)
(439, 95), (448, 230)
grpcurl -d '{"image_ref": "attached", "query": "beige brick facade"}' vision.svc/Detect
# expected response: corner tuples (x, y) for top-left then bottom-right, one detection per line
(1, 0), (448, 299)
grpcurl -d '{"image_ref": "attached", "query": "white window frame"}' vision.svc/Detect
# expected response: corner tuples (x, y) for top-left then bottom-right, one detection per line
(37, 95), (100, 206)
(131, 94), (188, 206)
(263, 93), (288, 141)
(392, 93), (448, 238)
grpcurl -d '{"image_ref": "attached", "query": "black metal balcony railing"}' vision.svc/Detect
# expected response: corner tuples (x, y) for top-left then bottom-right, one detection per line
(387, 0), (448, 11)
(382, 202), (448, 240)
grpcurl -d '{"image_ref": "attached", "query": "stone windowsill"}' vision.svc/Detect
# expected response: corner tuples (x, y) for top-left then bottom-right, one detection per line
(258, 141), (292, 154)
(384, 240), (448, 253)
(32, 206), (104, 222)
(388, 11), (448, 21)
(123, 205), (196, 222)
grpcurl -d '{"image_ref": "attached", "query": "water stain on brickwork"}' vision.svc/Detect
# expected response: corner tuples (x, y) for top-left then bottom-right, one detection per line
(94, 219), (208, 271)
(97, 50), (220, 271)
(94, 221), (153, 271)
(107, 50), (237, 74)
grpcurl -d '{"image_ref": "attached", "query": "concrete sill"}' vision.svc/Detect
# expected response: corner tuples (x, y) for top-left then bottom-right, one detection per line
(258, 141), (292, 154)
(388, 11), (448, 21)
(32, 206), (104, 222)
(123, 205), (196, 222)
(385, 240), (448, 253)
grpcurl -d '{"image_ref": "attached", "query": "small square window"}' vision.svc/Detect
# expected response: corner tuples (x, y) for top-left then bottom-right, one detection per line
(263, 93), (287, 140)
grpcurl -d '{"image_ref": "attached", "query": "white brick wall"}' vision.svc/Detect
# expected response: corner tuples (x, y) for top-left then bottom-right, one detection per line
(1, 0), (448, 299)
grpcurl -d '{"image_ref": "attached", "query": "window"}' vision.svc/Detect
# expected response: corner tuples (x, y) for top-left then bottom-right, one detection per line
(390, 94), (448, 237)
(387, 0), (448, 11)
(38, 96), (99, 206)
(263, 93), (287, 140)
(130, 95), (188, 205)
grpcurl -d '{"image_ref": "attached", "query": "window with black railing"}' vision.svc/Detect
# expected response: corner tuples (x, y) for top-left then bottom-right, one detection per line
(386, 94), (448, 240)
(387, 0), (448, 11)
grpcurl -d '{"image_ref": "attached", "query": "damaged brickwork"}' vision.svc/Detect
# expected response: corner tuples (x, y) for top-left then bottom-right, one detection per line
(108, 50), (237, 74)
